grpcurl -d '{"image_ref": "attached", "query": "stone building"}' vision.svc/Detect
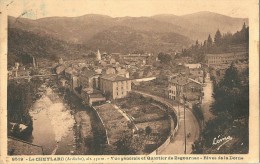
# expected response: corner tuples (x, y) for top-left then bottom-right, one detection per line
(100, 74), (132, 99)
(184, 63), (204, 83)
(205, 52), (248, 66)
(168, 73), (203, 103)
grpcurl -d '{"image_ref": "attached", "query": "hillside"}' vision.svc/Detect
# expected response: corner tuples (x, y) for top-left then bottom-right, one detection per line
(84, 26), (192, 53)
(8, 28), (91, 66)
(8, 15), (116, 44)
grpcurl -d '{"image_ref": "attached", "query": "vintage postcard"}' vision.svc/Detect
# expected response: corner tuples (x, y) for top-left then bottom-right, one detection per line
(0, 0), (259, 163)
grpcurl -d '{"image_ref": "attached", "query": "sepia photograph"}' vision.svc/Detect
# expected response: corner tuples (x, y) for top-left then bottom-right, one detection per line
(0, 0), (259, 163)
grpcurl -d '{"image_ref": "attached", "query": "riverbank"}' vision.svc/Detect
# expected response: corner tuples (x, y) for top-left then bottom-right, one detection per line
(7, 78), (44, 140)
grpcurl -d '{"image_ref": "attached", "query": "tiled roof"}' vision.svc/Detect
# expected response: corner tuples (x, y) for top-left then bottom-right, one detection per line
(188, 78), (202, 85)
(81, 69), (96, 78)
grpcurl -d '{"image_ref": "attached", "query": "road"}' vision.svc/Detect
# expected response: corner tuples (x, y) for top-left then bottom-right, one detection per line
(133, 90), (200, 154)
(201, 73), (214, 122)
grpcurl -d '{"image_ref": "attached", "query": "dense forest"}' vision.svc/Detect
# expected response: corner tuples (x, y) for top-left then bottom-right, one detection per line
(8, 28), (93, 66)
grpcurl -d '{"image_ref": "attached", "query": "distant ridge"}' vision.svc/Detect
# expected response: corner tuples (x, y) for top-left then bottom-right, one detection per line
(8, 11), (248, 64)
(9, 11), (248, 43)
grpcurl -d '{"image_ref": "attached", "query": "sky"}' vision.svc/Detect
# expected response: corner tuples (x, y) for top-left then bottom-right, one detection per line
(2, 0), (255, 19)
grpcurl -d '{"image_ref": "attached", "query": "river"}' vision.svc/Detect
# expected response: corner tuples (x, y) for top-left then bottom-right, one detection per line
(28, 79), (92, 155)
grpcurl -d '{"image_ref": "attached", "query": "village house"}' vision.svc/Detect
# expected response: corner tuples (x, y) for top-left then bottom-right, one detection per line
(168, 73), (203, 104)
(119, 53), (155, 66)
(79, 69), (96, 92)
(100, 74), (132, 99)
(116, 67), (130, 78)
(78, 68), (106, 106)
(81, 88), (106, 106)
(184, 63), (204, 83)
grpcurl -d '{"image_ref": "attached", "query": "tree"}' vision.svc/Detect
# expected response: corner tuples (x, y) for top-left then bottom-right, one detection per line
(211, 62), (249, 119)
(192, 104), (204, 126)
(242, 22), (246, 32)
(203, 40), (207, 47)
(219, 62), (240, 88)
(192, 140), (204, 154)
(115, 131), (144, 155)
(207, 34), (213, 47)
(101, 144), (117, 155)
(214, 29), (222, 46)
(158, 52), (172, 64)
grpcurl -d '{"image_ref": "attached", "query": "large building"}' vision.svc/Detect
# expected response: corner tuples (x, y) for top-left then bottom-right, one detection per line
(205, 52), (248, 66)
(168, 73), (203, 103)
(100, 74), (132, 99)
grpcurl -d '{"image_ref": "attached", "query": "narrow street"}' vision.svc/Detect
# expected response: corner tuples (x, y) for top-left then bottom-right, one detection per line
(133, 90), (200, 154)
(201, 73), (214, 122)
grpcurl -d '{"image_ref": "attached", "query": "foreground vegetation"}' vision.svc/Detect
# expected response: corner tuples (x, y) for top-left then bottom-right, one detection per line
(192, 63), (249, 154)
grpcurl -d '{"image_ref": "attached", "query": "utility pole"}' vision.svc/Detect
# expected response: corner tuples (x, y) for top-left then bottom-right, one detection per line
(183, 95), (187, 154)
(177, 82), (180, 121)
(178, 101), (180, 121)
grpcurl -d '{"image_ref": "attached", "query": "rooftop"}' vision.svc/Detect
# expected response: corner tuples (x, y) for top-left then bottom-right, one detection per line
(81, 69), (96, 78)
(101, 74), (130, 82)
(169, 73), (202, 86)
(188, 78), (203, 85)
(206, 52), (248, 56)
(185, 63), (201, 69)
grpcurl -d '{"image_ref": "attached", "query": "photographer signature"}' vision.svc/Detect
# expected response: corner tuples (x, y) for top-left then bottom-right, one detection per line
(212, 135), (233, 150)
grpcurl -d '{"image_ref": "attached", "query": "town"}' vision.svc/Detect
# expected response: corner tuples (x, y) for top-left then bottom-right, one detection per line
(7, 13), (249, 155)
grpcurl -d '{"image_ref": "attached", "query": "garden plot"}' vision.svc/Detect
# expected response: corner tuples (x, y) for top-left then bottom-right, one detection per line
(95, 104), (131, 145)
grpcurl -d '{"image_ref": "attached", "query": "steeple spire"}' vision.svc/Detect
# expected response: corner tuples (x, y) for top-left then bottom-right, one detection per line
(97, 49), (101, 61)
